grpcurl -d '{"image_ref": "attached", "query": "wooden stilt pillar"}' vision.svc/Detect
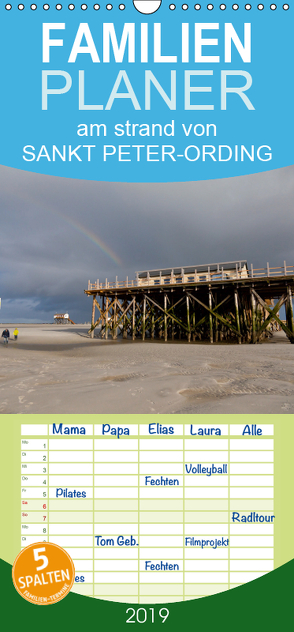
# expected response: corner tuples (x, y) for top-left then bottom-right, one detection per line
(186, 295), (191, 342)
(151, 308), (155, 339)
(242, 297), (249, 342)
(113, 298), (117, 339)
(164, 294), (168, 342)
(105, 296), (109, 340)
(101, 295), (105, 336)
(142, 297), (146, 340)
(258, 303), (263, 335)
(192, 309), (195, 342)
(286, 286), (294, 341)
(90, 294), (96, 339)
(123, 301), (127, 339)
(171, 297), (175, 341)
(234, 289), (241, 344)
(251, 290), (256, 344)
(132, 298), (136, 340)
(215, 292), (218, 342)
(209, 288), (213, 344)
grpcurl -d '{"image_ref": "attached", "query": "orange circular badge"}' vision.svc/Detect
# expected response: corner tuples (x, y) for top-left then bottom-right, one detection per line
(12, 542), (75, 605)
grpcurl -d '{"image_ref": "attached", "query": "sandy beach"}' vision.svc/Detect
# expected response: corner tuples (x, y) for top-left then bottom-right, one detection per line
(0, 324), (293, 414)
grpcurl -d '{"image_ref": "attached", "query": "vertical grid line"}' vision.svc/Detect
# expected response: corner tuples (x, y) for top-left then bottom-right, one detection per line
(20, 427), (21, 552)
(93, 429), (95, 599)
(47, 424), (49, 544)
(228, 429), (230, 591)
(138, 433), (140, 605)
(273, 432), (275, 572)
(183, 432), (185, 602)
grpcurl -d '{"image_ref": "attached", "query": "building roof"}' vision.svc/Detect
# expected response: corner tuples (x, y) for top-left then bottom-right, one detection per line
(137, 261), (248, 278)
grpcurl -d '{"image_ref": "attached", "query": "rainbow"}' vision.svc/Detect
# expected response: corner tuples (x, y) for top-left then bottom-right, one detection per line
(14, 181), (122, 266)
(61, 213), (122, 265)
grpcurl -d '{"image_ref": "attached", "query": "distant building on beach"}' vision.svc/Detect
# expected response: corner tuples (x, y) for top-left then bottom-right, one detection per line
(54, 313), (75, 324)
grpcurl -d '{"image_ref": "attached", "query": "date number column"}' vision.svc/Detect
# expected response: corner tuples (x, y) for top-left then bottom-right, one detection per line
(21, 424), (49, 549)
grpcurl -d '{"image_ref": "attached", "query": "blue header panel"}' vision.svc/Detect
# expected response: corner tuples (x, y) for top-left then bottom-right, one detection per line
(0, 3), (292, 182)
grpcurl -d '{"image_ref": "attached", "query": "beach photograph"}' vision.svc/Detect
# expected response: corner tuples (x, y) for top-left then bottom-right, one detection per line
(0, 163), (294, 414)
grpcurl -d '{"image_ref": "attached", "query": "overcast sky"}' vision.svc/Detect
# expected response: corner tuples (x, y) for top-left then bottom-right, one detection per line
(0, 164), (293, 323)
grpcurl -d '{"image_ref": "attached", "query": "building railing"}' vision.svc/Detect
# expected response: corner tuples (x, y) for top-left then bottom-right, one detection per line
(87, 263), (294, 291)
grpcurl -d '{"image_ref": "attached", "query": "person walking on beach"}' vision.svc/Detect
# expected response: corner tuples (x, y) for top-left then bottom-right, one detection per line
(2, 328), (10, 344)
(13, 328), (19, 340)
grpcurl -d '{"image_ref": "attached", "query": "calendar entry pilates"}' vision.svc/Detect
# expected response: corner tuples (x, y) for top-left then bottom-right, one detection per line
(19, 418), (279, 604)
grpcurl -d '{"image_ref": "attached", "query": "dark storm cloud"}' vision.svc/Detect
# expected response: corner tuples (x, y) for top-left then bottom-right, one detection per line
(0, 165), (293, 322)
